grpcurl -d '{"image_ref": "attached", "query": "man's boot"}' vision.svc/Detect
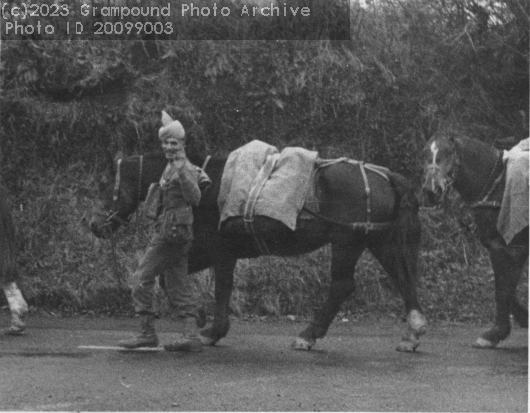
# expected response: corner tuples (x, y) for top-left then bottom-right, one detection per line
(164, 317), (203, 352)
(118, 314), (159, 349)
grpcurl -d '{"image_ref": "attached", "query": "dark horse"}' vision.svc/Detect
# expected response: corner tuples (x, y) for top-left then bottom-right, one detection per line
(90, 150), (427, 352)
(422, 132), (528, 348)
(0, 188), (28, 334)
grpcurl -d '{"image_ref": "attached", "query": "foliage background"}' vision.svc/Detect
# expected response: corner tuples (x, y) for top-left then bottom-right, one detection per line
(0, 0), (528, 323)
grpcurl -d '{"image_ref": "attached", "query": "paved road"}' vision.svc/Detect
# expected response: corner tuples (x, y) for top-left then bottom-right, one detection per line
(0, 315), (527, 411)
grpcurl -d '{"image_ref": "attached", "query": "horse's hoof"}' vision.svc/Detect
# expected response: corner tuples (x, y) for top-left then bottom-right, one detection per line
(473, 337), (498, 349)
(396, 339), (419, 352)
(291, 337), (314, 351)
(3, 324), (26, 336)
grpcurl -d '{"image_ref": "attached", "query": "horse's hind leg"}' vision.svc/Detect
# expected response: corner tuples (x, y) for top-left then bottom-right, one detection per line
(474, 245), (528, 349)
(199, 256), (237, 346)
(369, 235), (427, 352)
(292, 241), (364, 350)
(3, 281), (29, 335)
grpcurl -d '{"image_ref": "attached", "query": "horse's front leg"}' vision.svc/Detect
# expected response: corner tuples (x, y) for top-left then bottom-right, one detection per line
(199, 257), (237, 346)
(474, 243), (528, 349)
(292, 241), (363, 350)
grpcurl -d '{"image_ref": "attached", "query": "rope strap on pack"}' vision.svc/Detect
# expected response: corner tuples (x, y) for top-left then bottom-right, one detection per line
(243, 154), (280, 254)
(311, 158), (392, 233)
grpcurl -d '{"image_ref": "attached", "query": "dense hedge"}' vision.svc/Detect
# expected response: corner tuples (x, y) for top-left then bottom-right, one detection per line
(0, 0), (528, 320)
(2, 0), (528, 182)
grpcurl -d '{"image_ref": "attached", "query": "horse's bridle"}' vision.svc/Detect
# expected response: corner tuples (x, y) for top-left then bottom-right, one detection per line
(97, 154), (212, 229)
(424, 163), (457, 187)
(423, 151), (459, 197)
(423, 140), (504, 209)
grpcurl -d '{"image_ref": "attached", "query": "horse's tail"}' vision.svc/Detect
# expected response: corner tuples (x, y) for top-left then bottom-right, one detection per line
(386, 172), (421, 283)
(0, 192), (19, 284)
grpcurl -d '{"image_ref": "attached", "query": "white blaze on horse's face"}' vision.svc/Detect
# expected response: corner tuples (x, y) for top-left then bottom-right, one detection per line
(430, 141), (438, 165)
(423, 137), (452, 203)
(428, 141), (440, 192)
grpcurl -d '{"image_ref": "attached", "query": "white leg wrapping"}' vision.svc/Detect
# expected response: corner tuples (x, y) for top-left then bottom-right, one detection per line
(5, 282), (28, 316)
(408, 309), (427, 336)
(473, 337), (497, 349)
(291, 336), (315, 351)
(396, 310), (427, 352)
(4, 282), (28, 335)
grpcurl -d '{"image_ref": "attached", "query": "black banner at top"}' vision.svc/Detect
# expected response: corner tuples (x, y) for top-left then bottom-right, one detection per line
(1, 0), (351, 41)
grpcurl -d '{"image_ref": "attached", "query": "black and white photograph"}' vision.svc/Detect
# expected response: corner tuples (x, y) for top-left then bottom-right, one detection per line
(0, 0), (528, 411)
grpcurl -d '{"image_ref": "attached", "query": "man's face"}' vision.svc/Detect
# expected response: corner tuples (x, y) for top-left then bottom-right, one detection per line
(162, 137), (185, 160)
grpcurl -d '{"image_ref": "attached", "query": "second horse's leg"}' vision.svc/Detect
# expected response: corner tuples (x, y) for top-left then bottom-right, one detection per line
(293, 241), (364, 350)
(474, 244), (528, 348)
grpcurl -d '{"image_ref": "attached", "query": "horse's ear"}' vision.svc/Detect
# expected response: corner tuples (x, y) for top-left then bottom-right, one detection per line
(161, 110), (174, 126)
(451, 135), (464, 154)
(421, 116), (439, 142)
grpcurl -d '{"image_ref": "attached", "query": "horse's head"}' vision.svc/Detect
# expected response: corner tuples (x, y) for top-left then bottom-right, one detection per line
(421, 132), (459, 205)
(89, 153), (166, 238)
(90, 154), (137, 238)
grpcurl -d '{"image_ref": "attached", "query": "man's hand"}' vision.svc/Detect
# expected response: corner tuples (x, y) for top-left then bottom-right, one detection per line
(174, 150), (187, 170)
